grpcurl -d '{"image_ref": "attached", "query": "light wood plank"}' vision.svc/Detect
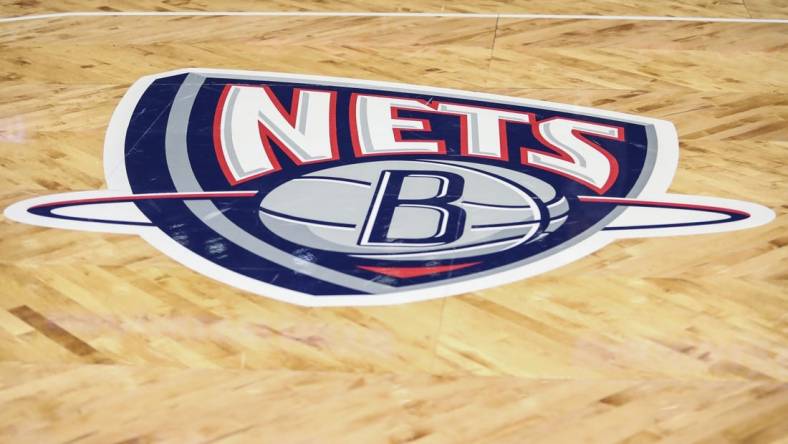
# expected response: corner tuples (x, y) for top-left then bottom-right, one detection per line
(0, 0), (764, 19)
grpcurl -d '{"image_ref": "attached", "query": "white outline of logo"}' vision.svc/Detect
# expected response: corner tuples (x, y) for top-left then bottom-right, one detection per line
(4, 69), (775, 306)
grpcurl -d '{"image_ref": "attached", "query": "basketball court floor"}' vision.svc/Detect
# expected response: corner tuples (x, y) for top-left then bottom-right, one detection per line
(0, 1), (786, 442)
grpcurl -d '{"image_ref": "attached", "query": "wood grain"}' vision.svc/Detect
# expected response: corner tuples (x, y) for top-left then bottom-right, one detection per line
(0, 362), (786, 443)
(0, 5), (786, 443)
(1, 0), (779, 19)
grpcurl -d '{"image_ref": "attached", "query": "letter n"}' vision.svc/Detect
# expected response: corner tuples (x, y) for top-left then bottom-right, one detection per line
(213, 85), (338, 184)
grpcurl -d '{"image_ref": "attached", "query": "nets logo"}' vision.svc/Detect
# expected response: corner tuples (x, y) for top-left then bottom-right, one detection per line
(5, 69), (774, 306)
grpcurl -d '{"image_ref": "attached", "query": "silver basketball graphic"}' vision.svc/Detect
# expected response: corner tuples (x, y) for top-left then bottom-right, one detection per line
(259, 159), (568, 260)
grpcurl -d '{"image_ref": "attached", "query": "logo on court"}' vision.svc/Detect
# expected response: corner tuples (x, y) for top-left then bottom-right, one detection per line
(5, 69), (774, 306)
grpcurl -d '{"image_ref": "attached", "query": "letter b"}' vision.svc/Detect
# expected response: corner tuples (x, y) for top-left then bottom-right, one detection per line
(359, 170), (466, 246)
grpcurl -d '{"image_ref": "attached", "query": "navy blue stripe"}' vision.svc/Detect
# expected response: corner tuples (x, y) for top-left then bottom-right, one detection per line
(27, 206), (154, 227)
(603, 217), (739, 231)
(602, 206), (748, 231)
(471, 211), (568, 229)
(295, 176), (372, 186)
(259, 208), (357, 229)
(471, 220), (538, 229)
(461, 200), (530, 209)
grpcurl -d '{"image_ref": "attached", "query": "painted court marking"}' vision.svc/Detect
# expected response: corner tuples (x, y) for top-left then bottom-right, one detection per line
(4, 68), (774, 306)
(0, 11), (787, 24)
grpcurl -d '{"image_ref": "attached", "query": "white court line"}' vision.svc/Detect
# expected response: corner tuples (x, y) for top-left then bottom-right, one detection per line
(0, 11), (787, 24)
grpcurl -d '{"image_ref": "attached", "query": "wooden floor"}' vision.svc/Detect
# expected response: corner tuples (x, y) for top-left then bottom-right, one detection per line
(0, 1), (786, 442)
